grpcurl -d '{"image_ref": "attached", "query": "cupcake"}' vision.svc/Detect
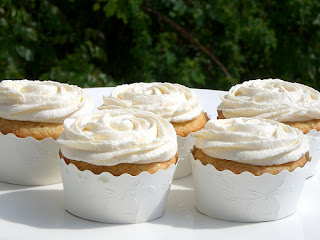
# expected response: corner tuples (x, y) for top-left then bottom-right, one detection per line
(57, 109), (178, 223)
(217, 79), (320, 177)
(99, 82), (209, 179)
(0, 79), (93, 185)
(191, 118), (310, 222)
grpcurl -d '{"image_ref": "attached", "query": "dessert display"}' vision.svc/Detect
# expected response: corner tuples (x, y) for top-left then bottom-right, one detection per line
(192, 118), (310, 222)
(0, 79), (93, 185)
(0, 85), (320, 239)
(99, 82), (209, 179)
(217, 79), (320, 177)
(0, 78), (317, 226)
(58, 109), (178, 223)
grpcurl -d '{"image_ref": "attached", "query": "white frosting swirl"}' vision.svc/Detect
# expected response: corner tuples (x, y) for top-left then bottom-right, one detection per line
(58, 109), (178, 166)
(193, 118), (309, 166)
(99, 82), (203, 123)
(0, 80), (94, 123)
(218, 79), (320, 122)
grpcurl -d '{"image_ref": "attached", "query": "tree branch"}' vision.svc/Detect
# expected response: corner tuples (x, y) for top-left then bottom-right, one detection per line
(142, 5), (233, 83)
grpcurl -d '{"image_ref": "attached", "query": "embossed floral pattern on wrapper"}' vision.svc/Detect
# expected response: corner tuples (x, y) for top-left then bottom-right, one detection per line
(217, 79), (320, 177)
(99, 82), (208, 179)
(192, 158), (309, 222)
(60, 159), (176, 223)
(174, 135), (196, 179)
(191, 118), (310, 222)
(0, 80), (94, 185)
(58, 109), (178, 223)
(306, 130), (320, 176)
(0, 133), (61, 185)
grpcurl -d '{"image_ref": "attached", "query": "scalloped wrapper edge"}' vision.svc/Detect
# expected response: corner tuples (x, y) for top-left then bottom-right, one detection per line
(306, 129), (320, 178)
(60, 158), (177, 224)
(191, 152), (310, 222)
(0, 132), (62, 185)
(174, 134), (196, 179)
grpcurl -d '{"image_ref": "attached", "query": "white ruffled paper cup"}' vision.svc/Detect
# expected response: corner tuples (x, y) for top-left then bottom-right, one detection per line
(0, 132), (62, 185)
(174, 135), (196, 179)
(191, 153), (310, 222)
(60, 158), (177, 224)
(306, 129), (320, 178)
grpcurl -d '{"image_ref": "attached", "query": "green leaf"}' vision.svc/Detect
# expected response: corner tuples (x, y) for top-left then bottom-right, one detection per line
(93, 3), (101, 11)
(103, 0), (118, 18)
(0, 18), (8, 27)
(25, 27), (38, 41)
(15, 45), (34, 61)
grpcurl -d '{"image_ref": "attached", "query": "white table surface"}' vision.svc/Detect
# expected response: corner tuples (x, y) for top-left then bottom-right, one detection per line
(0, 87), (318, 240)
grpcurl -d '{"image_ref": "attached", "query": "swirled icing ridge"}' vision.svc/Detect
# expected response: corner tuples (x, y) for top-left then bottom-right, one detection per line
(99, 82), (203, 123)
(193, 118), (309, 166)
(58, 109), (178, 166)
(0, 80), (93, 123)
(218, 79), (320, 122)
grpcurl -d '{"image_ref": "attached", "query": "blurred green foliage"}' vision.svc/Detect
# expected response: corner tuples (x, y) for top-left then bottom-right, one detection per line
(0, 0), (320, 90)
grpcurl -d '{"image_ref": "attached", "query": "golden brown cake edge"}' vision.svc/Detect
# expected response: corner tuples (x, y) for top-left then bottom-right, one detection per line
(59, 150), (178, 176)
(193, 148), (310, 176)
(172, 111), (209, 137)
(0, 117), (64, 140)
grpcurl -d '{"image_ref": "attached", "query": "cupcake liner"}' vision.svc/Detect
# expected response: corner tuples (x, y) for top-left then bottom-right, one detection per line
(60, 158), (177, 224)
(0, 132), (62, 185)
(306, 129), (320, 177)
(191, 153), (310, 222)
(173, 135), (196, 179)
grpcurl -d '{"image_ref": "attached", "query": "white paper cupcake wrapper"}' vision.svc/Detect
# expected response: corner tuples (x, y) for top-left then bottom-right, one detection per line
(0, 132), (62, 185)
(191, 153), (310, 222)
(60, 158), (177, 224)
(173, 135), (196, 179)
(306, 129), (320, 177)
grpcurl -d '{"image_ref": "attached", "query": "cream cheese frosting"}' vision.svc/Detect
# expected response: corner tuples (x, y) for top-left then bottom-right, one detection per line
(218, 79), (320, 122)
(193, 118), (309, 166)
(99, 82), (203, 123)
(0, 80), (94, 123)
(58, 109), (178, 166)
